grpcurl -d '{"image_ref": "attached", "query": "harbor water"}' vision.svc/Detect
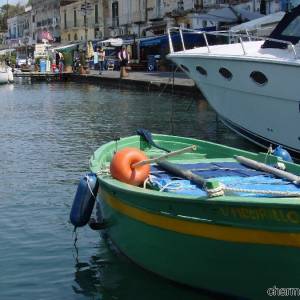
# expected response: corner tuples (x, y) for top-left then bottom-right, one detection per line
(0, 81), (257, 300)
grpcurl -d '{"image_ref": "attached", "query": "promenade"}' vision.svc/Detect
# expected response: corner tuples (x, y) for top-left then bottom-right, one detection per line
(70, 69), (201, 97)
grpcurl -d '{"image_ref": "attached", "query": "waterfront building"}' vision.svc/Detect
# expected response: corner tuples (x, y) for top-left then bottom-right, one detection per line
(7, 7), (32, 49)
(105, 0), (199, 38)
(31, 0), (61, 44)
(105, 0), (147, 38)
(0, 31), (7, 47)
(60, 0), (105, 43)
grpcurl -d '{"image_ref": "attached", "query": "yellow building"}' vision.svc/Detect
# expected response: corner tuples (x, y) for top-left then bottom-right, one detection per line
(60, 0), (105, 43)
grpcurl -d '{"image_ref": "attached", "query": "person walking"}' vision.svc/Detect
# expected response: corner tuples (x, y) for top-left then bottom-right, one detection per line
(118, 46), (130, 78)
(93, 48), (99, 71)
(98, 47), (105, 75)
(58, 52), (64, 73)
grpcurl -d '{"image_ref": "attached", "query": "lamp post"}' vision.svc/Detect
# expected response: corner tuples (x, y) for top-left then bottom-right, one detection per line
(80, 0), (92, 42)
(80, 0), (92, 67)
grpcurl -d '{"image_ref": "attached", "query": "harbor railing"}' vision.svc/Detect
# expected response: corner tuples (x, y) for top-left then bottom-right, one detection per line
(167, 27), (298, 59)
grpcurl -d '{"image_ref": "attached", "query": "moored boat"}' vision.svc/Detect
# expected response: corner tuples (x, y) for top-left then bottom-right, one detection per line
(167, 6), (300, 156)
(0, 71), (8, 84)
(0, 67), (13, 84)
(80, 131), (300, 299)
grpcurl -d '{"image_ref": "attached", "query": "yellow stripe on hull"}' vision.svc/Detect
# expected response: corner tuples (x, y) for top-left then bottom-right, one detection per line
(102, 191), (300, 248)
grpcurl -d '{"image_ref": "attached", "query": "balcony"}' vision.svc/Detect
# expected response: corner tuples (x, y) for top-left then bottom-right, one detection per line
(132, 10), (146, 24)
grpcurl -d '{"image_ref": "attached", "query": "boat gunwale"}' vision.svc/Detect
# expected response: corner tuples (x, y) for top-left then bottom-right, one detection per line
(90, 134), (300, 205)
(168, 49), (300, 67)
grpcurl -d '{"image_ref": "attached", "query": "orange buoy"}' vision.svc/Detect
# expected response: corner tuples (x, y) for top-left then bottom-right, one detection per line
(110, 147), (150, 186)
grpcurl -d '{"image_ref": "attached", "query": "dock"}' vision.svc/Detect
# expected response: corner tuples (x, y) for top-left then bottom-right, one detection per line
(14, 71), (69, 82)
(14, 70), (202, 97)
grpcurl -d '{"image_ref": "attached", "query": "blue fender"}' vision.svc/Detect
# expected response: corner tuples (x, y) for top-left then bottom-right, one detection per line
(273, 146), (293, 163)
(70, 173), (99, 227)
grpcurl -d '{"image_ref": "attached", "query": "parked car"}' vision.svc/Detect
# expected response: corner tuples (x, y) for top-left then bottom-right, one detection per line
(16, 54), (27, 67)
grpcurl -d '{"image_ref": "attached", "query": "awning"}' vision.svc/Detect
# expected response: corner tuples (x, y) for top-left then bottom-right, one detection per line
(139, 27), (216, 48)
(0, 48), (16, 55)
(51, 43), (80, 52)
(139, 35), (166, 47)
(98, 38), (123, 47)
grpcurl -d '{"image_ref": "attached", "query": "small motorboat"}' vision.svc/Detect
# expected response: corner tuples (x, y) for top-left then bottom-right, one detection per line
(71, 131), (300, 298)
(0, 66), (13, 84)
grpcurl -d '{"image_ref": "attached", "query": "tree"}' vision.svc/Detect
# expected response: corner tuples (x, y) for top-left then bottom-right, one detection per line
(0, 3), (25, 31)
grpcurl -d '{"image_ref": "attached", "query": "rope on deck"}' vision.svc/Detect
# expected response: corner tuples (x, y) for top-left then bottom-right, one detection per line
(206, 183), (300, 198)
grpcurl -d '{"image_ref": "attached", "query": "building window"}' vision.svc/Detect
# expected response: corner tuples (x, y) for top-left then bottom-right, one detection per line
(74, 33), (78, 40)
(68, 33), (71, 41)
(32, 15), (35, 23)
(64, 11), (67, 29)
(112, 1), (119, 27)
(33, 32), (35, 40)
(95, 4), (98, 24)
(74, 9), (77, 27)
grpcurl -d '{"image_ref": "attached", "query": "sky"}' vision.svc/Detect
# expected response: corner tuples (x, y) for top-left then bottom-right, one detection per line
(0, 0), (26, 6)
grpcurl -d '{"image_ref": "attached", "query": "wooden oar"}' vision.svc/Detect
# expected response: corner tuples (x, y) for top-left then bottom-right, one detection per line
(157, 160), (207, 188)
(235, 155), (300, 185)
(132, 145), (196, 168)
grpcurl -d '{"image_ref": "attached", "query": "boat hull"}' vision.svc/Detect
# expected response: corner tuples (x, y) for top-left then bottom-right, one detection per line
(0, 71), (8, 84)
(98, 186), (300, 299)
(169, 53), (300, 154)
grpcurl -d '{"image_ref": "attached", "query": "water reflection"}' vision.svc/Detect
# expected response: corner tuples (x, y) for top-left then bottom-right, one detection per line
(73, 239), (232, 300)
(0, 82), (255, 300)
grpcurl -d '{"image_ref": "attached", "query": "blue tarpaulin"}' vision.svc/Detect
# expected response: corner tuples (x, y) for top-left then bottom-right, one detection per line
(150, 162), (300, 197)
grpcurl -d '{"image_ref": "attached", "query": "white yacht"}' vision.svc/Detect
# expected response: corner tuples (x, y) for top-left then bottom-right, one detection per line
(168, 6), (300, 155)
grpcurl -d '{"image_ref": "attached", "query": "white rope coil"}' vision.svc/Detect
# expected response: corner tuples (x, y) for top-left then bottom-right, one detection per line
(223, 186), (300, 197)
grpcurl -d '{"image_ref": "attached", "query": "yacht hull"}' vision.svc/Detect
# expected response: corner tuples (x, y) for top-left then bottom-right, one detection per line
(169, 54), (300, 154)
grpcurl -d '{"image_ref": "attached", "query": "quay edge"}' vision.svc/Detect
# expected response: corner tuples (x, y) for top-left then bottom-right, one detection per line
(14, 71), (203, 97)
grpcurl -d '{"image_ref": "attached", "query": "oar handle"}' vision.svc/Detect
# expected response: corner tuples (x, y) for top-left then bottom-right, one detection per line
(131, 145), (197, 168)
(157, 160), (207, 188)
(235, 155), (300, 185)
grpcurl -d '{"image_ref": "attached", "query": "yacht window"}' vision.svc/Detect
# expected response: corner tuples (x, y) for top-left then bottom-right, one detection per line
(250, 71), (268, 85)
(282, 16), (300, 37)
(219, 67), (232, 80)
(180, 64), (190, 72)
(196, 66), (207, 76)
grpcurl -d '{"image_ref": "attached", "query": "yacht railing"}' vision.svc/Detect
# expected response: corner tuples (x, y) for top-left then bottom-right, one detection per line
(167, 27), (298, 59)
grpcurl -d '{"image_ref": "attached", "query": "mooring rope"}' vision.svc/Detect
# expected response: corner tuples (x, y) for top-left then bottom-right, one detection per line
(85, 175), (96, 200)
(206, 183), (300, 198)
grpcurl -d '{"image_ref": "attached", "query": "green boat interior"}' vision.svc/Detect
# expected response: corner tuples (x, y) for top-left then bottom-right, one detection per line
(91, 134), (300, 199)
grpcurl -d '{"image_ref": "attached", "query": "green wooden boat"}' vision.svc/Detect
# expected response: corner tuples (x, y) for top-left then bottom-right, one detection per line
(89, 133), (300, 299)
